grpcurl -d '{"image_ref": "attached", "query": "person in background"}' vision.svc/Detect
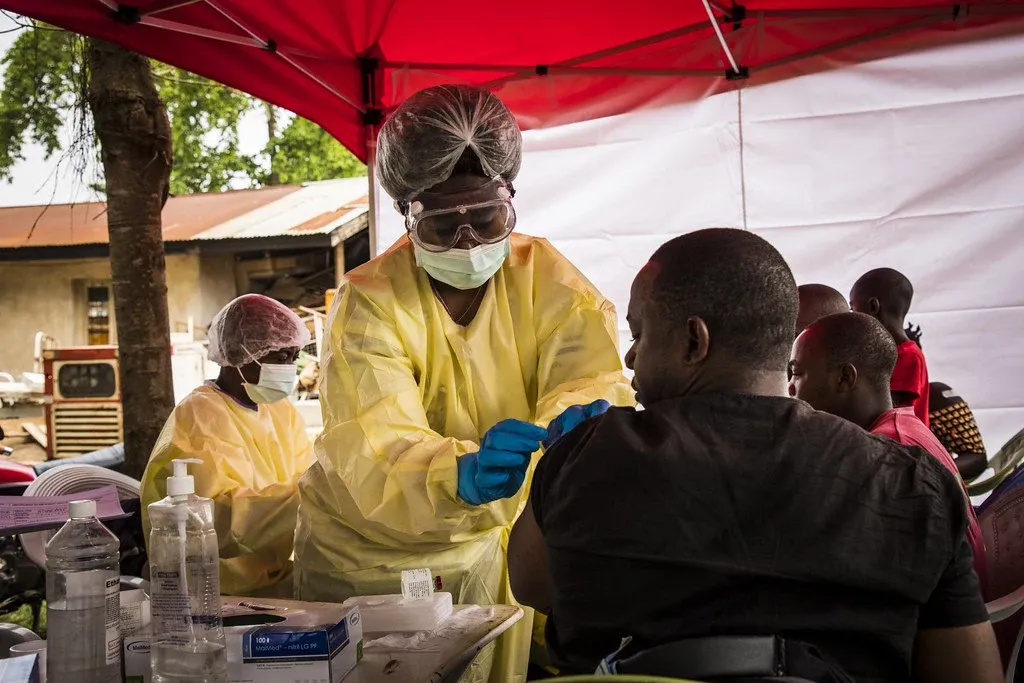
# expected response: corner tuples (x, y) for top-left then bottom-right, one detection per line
(905, 323), (988, 480)
(850, 267), (930, 425)
(293, 84), (634, 683)
(790, 311), (986, 591)
(141, 294), (313, 598)
(796, 283), (849, 336)
(508, 229), (1001, 683)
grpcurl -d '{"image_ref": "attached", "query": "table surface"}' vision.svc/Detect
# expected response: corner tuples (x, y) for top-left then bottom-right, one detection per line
(350, 604), (524, 683)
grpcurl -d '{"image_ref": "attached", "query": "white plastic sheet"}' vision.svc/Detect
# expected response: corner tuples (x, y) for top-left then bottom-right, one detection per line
(376, 19), (1024, 453)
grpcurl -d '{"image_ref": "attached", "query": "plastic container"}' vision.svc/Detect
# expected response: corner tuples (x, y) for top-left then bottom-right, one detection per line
(342, 592), (454, 632)
(45, 499), (121, 683)
(9, 640), (46, 682)
(147, 459), (226, 683)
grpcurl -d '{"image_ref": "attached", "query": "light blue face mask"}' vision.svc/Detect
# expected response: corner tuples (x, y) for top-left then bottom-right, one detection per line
(414, 239), (511, 290)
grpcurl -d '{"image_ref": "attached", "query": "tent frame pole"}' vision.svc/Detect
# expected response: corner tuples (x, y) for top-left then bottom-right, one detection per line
(384, 63), (721, 77)
(139, 0), (203, 16)
(366, 132), (378, 258)
(203, 0), (366, 112)
(701, 0), (741, 74)
(87, 0), (1024, 173)
(360, 55), (384, 258)
(750, 13), (948, 74)
(475, 18), (724, 90)
(164, 0), (367, 112)
(139, 16), (265, 47)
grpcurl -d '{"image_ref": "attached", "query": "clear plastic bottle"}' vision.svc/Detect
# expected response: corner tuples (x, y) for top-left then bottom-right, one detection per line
(45, 498), (122, 683)
(148, 458), (226, 683)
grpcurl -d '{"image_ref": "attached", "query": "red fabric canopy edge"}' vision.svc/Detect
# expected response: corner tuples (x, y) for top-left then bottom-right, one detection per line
(1, 1), (1022, 160)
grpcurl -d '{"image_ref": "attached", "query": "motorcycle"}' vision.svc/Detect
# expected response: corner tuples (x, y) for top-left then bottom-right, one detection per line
(0, 428), (144, 633)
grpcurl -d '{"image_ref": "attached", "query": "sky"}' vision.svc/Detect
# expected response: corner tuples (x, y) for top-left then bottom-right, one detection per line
(0, 12), (269, 208)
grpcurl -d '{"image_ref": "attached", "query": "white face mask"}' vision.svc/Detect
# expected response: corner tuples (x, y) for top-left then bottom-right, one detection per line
(240, 363), (296, 404)
(413, 239), (510, 290)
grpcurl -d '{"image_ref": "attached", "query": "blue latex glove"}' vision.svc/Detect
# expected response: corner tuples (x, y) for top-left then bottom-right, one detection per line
(457, 419), (547, 506)
(544, 400), (611, 449)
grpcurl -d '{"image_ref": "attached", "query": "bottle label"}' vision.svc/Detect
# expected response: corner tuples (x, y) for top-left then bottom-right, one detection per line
(152, 569), (193, 633)
(151, 557), (222, 636)
(105, 576), (121, 665)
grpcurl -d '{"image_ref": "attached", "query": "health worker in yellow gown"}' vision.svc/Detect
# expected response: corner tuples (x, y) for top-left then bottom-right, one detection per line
(293, 84), (635, 683)
(142, 294), (314, 598)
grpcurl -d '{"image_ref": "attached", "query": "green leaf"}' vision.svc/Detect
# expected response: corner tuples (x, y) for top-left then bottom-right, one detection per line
(264, 115), (366, 186)
(152, 65), (258, 194)
(1, 22), (363, 193)
(0, 27), (83, 179)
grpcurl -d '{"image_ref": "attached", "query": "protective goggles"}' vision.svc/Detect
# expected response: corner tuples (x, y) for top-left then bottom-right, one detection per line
(405, 180), (516, 253)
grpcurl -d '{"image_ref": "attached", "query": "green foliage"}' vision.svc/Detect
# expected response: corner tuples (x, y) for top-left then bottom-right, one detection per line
(0, 22), (363, 193)
(0, 602), (47, 638)
(152, 65), (258, 195)
(0, 27), (85, 180)
(265, 115), (366, 185)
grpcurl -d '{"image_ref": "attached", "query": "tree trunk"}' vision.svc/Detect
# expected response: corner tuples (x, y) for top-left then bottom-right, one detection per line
(264, 101), (281, 186)
(86, 39), (175, 480)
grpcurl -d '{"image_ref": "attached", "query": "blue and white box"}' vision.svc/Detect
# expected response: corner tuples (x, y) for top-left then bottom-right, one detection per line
(124, 597), (363, 683)
(229, 599), (363, 683)
(0, 653), (39, 683)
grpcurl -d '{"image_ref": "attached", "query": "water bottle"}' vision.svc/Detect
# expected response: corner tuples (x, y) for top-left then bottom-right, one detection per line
(45, 499), (122, 683)
(148, 458), (226, 683)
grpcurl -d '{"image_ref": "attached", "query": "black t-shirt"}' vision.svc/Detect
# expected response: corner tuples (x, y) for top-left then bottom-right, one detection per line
(532, 393), (987, 683)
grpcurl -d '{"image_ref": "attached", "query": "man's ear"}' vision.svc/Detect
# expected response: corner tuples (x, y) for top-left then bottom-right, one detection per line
(683, 316), (711, 365)
(836, 363), (859, 392)
(868, 297), (882, 317)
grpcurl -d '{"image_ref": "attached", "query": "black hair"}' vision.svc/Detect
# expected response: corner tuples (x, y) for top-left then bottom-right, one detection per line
(649, 228), (798, 371)
(798, 284), (849, 321)
(450, 148), (516, 196)
(397, 148), (515, 214)
(852, 267), (914, 320)
(810, 312), (897, 390)
(451, 148), (485, 176)
(396, 149), (482, 214)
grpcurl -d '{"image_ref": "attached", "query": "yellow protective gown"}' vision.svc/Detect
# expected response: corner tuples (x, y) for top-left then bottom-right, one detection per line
(141, 383), (314, 598)
(294, 233), (635, 683)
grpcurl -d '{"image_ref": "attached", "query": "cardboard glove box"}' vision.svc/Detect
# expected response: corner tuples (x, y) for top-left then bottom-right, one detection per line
(124, 596), (363, 683)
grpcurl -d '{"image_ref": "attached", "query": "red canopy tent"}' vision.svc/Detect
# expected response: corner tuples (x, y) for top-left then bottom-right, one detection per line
(3, 0), (1024, 161)
(3, 0), (1024, 248)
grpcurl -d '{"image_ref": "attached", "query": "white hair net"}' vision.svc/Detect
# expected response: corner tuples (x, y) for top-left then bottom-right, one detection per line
(376, 84), (523, 203)
(207, 294), (311, 368)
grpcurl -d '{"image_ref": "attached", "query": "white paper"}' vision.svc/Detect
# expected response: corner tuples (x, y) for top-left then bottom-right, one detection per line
(401, 568), (433, 600)
(120, 588), (151, 637)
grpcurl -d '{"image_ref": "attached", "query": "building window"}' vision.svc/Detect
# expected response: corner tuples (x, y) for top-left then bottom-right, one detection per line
(87, 284), (112, 346)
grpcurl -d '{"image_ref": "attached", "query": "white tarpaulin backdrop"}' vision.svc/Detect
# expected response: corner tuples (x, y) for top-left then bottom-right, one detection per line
(375, 19), (1024, 456)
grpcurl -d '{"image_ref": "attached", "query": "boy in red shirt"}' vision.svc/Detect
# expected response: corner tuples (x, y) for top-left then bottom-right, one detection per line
(850, 267), (930, 425)
(790, 311), (985, 590)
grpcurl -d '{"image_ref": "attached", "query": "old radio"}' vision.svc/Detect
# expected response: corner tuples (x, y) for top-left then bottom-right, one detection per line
(43, 346), (124, 460)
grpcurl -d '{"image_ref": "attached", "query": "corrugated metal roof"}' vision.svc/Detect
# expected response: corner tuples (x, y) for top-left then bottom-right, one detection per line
(193, 178), (367, 241)
(0, 178), (369, 249)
